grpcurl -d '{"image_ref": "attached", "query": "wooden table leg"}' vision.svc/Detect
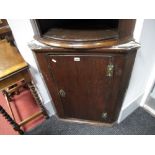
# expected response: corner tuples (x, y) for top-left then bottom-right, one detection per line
(27, 81), (49, 119)
(2, 90), (16, 120)
(0, 105), (24, 135)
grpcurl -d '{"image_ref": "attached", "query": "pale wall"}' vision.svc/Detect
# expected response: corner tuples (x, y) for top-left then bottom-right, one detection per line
(118, 19), (155, 122)
(7, 19), (55, 116)
(138, 20), (155, 105)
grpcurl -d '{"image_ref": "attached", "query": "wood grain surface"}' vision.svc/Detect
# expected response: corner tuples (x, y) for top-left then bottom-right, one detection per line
(0, 40), (28, 79)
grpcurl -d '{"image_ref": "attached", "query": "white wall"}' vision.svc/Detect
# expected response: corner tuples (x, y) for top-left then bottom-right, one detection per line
(120, 19), (144, 110)
(118, 19), (155, 122)
(8, 19), (145, 122)
(7, 19), (55, 116)
(139, 20), (155, 89)
(138, 20), (155, 106)
(151, 85), (155, 98)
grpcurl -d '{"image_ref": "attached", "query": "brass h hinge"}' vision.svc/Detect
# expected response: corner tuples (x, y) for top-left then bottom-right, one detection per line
(106, 63), (114, 77)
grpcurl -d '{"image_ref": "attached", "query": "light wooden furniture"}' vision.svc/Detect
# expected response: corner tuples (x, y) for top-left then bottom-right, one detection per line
(0, 40), (49, 134)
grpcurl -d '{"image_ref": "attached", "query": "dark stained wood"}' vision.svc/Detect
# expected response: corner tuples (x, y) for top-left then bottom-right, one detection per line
(34, 52), (64, 117)
(118, 19), (136, 41)
(31, 41), (139, 53)
(44, 28), (118, 41)
(59, 116), (114, 127)
(0, 19), (8, 27)
(35, 35), (118, 49)
(30, 19), (139, 124)
(49, 55), (113, 121)
(33, 47), (138, 123)
(111, 50), (137, 121)
(31, 19), (136, 49)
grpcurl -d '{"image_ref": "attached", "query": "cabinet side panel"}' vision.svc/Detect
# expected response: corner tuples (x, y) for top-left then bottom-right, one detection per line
(118, 19), (136, 41)
(111, 50), (137, 122)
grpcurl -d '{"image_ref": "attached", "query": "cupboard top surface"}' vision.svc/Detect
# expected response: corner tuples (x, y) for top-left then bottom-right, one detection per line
(44, 28), (118, 42)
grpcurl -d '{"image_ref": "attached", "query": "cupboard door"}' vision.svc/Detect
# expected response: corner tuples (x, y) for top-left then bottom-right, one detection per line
(48, 55), (116, 122)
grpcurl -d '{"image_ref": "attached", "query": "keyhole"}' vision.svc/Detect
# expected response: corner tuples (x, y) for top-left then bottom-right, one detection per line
(59, 89), (66, 97)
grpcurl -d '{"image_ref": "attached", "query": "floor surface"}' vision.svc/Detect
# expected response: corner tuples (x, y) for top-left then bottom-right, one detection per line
(27, 108), (155, 135)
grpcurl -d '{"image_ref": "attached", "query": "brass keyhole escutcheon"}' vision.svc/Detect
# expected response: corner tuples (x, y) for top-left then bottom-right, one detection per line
(106, 64), (114, 77)
(101, 112), (108, 120)
(59, 89), (66, 97)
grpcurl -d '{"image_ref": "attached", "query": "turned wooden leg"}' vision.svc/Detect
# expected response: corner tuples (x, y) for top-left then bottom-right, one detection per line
(0, 105), (24, 135)
(27, 81), (49, 119)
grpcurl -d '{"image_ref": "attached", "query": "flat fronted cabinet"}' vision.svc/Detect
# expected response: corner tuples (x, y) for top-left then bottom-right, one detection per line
(33, 49), (137, 123)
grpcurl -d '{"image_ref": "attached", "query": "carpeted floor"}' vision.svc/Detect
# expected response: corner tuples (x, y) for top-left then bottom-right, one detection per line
(26, 108), (155, 135)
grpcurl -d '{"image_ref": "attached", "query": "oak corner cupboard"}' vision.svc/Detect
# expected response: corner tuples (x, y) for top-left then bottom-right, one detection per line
(30, 19), (140, 124)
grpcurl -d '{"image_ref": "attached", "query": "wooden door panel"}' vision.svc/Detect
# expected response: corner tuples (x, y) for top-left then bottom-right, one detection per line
(48, 55), (114, 121)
